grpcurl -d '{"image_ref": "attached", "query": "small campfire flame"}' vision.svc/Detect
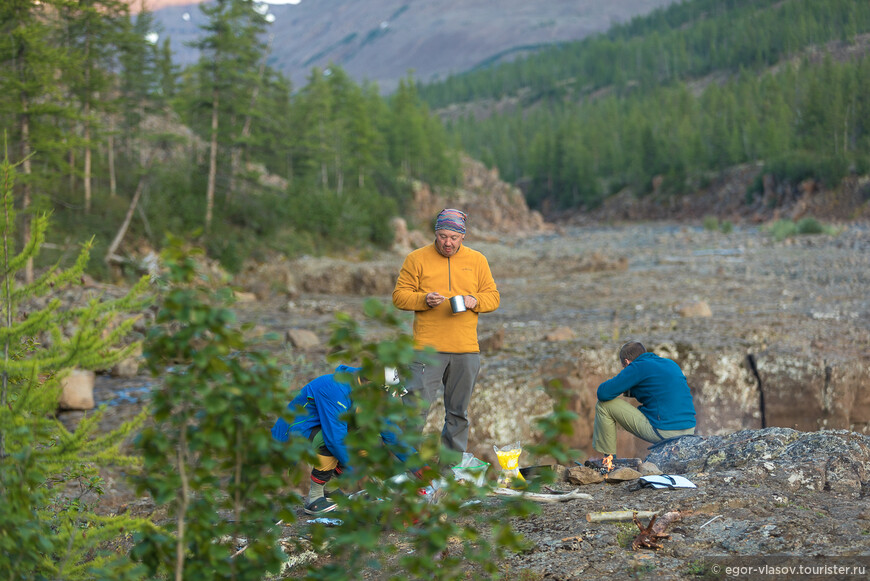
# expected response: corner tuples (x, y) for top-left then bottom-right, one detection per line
(602, 454), (614, 473)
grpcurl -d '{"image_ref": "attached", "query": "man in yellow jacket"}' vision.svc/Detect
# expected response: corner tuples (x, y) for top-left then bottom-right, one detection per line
(392, 208), (500, 453)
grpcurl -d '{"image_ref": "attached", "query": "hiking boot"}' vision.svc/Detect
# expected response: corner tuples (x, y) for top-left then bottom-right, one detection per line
(304, 496), (338, 516)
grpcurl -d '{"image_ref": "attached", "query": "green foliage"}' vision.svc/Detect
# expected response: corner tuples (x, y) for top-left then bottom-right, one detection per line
(132, 243), (575, 578)
(310, 298), (552, 580)
(763, 219), (795, 241)
(702, 216), (734, 234)
(684, 559), (719, 578)
(761, 152), (850, 190)
(762, 217), (838, 241)
(702, 216), (718, 231)
(0, 143), (152, 579)
(420, 0), (870, 108)
(132, 235), (300, 579)
(284, 184), (398, 254)
(795, 217), (828, 235)
(615, 522), (637, 549)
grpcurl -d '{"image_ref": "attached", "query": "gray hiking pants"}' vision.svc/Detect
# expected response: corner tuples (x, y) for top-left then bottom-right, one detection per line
(592, 397), (695, 456)
(404, 351), (481, 453)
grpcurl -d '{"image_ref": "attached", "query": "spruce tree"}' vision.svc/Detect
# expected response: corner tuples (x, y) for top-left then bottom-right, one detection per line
(186, 0), (271, 231)
(0, 0), (77, 282)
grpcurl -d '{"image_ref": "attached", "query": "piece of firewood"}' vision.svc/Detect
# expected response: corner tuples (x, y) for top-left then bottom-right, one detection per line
(650, 510), (683, 532)
(586, 510), (659, 523)
(490, 487), (592, 502)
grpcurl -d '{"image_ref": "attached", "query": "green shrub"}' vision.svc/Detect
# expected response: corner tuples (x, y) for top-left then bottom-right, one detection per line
(764, 219), (798, 241)
(763, 152), (849, 189)
(795, 216), (825, 235)
(763, 216), (837, 241)
(285, 185), (398, 254)
(131, 241), (577, 579)
(132, 235), (308, 580)
(702, 215), (719, 231)
(702, 216), (733, 234)
(616, 522), (637, 549)
(685, 559), (719, 578)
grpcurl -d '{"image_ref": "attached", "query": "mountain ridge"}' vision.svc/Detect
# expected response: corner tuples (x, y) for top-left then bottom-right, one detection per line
(141, 0), (681, 93)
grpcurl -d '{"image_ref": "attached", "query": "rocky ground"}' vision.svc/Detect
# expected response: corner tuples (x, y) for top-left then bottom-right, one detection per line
(228, 219), (870, 463)
(497, 428), (870, 581)
(66, 219), (870, 579)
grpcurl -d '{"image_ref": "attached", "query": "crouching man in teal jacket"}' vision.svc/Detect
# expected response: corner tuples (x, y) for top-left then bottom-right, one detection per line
(592, 341), (696, 459)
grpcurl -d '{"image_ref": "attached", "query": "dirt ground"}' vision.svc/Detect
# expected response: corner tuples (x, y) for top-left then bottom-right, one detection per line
(62, 221), (870, 579)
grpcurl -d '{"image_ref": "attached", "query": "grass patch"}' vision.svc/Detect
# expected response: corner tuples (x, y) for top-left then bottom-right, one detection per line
(616, 522), (637, 549)
(684, 559), (719, 578)
(702, 215), (734, 234)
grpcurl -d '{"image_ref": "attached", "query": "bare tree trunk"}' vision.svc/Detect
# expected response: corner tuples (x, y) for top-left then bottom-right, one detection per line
(20, 99), (33, 284)
(229, 35), (273, 199)
(319, 119), (328, 187)
(104, 149), (157, 266)
(175, 431), (189, 581)
(108, 128), (116, 198)
(69, 147), (76, 198)
(84, 108), (92, 214)
(206, 88), (219, 232)
(1, 154), (13, 459)
(336, 150), (343, 195)
(83, 37), (92, 214)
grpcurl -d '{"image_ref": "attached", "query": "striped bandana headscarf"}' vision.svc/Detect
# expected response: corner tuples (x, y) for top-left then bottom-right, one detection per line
(435, 208), (467, 234)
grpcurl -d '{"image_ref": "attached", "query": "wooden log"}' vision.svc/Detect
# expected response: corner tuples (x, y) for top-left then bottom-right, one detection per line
(490, 488), (592, 502)
(586, 510), (659, 523)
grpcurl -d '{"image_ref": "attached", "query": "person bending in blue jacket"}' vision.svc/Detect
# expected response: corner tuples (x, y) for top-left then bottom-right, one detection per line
(271, 364), (416, 516)
(592, 341), (696, 459)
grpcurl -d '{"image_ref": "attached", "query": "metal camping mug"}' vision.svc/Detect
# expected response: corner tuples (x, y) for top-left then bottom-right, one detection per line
(450, 295), (467, 314)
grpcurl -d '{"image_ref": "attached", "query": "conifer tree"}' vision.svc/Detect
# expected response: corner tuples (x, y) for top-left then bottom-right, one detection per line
(60, 0), (131, 214)
(187, 0), (271, 232)
(0, 143), (153, 579)
(389, 76), (429, 178)
(117, 7), (164, 162)
(292, 67), (337, 188)
(0, 0), (75, 282)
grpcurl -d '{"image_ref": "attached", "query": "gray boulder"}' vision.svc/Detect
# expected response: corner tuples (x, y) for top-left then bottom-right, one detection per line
(645, 428), (870, 497)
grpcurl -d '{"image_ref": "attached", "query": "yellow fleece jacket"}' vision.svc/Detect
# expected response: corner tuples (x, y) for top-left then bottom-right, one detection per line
(392, 243), (500, 353)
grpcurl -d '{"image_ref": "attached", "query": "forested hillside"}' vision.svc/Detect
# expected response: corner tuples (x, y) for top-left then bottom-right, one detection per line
(0, 0), (455, 277)
(421, 0), (870, 214)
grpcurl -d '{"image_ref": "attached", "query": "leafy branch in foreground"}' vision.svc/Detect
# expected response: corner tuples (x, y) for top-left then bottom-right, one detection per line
(0, 139), (152, 580)
(130, 239), (577, 580)
(307, 299), (577, 580)
(132, 235), (301, 580)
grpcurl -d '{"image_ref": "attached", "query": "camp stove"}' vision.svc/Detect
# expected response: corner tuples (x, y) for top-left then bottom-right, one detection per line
(583, 457), (642, 475)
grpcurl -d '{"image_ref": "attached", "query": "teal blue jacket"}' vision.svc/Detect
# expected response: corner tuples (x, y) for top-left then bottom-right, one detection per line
(597, 352), (696, 430)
